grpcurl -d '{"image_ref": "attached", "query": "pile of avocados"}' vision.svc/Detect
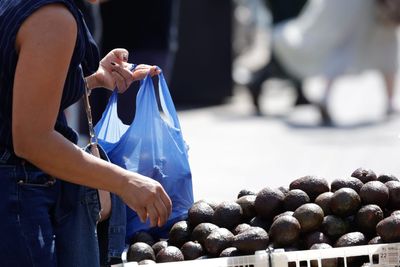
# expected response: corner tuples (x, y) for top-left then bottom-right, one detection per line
(126, 168), (400, 266)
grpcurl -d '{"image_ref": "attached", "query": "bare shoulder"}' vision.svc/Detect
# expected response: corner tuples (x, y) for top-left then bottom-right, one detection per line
(16, 3), (77, 51)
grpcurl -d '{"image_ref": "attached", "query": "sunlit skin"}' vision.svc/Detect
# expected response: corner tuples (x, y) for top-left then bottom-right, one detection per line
(12, 3), (170, 227)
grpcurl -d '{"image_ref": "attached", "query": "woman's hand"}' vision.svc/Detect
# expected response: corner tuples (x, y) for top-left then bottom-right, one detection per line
(119, 172), (172, 227)
(89, 48), (161, 93)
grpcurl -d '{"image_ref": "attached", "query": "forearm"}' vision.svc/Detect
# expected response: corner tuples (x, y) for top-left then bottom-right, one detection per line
(15, 130), (127, 195)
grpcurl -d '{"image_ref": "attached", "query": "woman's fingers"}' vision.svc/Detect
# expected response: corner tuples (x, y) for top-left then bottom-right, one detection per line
(159, 187), (172, 215)
(112, 48), (129, 62)
(111, 70), (127, 92)
(136, 207), (148, 224)
(110, 62), (135, 92)
(111, 62), (133, 80)
(147, 194), (172, 227)
(146, 204), (159, 227)
(150, 66), (162, 76)
(153, 197), (169, 227)
(131, 65), (161, 81)
(123, 179), (172, 227)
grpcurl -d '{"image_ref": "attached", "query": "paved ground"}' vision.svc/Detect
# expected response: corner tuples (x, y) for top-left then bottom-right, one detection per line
(178, 71), (400, 203)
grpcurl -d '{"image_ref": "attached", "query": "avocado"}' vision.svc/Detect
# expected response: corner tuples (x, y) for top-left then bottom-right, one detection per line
(304, 231), (331, 248)
(269, 215), (301, 248)
(293, 203), (324, 233)
(321, 215), (350, 239)
(334, 232), (367, 247)
(255, 187), (285, 220)
(314, 192), (333, 216)
(335, 232), (369, 267)
(204, 228), (234, 256)
(282, 242), (305, 252)
(289, 175), (330, 201)
(191, 222), (219, 246)
(168, 220), (191, 248)
(273, 211), (294, 222)
(206, 200), (219, 210)
(212, 201), (243, 230)
(233, 223), (252, 235)
(378, 173), (399, 183)
(237, 189), (256, 199)
(355, 204), (384, 236)
(236, 195), (257, 221)
(130, 231), (156, 246)
(195, 255), (209, 260)
(277, 186), (290, 197)
(188, 201), (214, 227)
(219, 247), (242, 257)
(249, 216), (270, 231)
(351, 168), (377, 183)
(310, 243), (337, 267)
(283, 189), (310, 211)
(368, 236), (383, 244)
(344, 215), (358, 233)
(232, 227), (269, 254)
(156, 246), (184, 263)
(180, 241), (204, 260)
(376, 215), (400, 243)
(386, 181), (400, 209)
(392, 210), (400, 216)
(359, 181), (389, 208)
(330, 177), (363, 193)
(127, 242), (156, 263)
(138, 259), (156, 265)
(152, 240), (168, 256)
(330, 188), (361, 217)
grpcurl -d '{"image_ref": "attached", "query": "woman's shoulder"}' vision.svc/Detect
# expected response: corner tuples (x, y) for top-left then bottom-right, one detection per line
(18, 2), (77, 39)
(0, 0), (81, 28)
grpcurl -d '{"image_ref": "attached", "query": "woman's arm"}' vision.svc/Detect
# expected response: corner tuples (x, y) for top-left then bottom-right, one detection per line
(13, 3), (171, 227)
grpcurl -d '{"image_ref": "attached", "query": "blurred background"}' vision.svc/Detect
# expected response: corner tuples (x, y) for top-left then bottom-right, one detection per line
(68, 0), (400, 202)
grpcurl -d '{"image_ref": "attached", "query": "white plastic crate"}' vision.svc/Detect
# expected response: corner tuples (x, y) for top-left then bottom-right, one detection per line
(112, 243), (400, 267)
(271, 242), (400, 267)
(112, 250), (269, 267)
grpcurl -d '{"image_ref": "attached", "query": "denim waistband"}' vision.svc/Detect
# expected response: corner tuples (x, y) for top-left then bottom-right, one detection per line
(0, 148), (39, 170)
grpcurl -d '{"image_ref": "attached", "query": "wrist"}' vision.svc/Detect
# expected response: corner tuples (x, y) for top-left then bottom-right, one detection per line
(114, 169), (132, 197)
(84, 73), (100, 91)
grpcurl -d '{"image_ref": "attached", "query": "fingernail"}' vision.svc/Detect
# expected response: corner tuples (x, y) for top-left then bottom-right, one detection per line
(111, 61), (116, 66)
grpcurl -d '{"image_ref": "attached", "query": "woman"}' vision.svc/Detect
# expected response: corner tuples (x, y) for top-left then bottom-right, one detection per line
(272, 0), (399, 124)
(0, 0), (172, 266)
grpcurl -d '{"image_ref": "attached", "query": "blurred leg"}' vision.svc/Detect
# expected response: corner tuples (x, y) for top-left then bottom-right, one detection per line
(382, 71), (396, 115)
(247, 54), (311, 115)
(318, 78), (334, 125)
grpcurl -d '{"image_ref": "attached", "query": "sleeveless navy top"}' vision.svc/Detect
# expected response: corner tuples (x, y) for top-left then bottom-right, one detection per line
(0, 0), (99, 158)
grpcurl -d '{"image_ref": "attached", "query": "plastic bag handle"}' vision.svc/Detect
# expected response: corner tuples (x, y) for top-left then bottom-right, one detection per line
(95, 90), (120, 138)
(134, 69), (181, 130)
(158, 72), (181, 129)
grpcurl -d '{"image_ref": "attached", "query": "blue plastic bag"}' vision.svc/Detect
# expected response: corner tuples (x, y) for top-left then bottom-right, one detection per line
(94, 72), (194, 241)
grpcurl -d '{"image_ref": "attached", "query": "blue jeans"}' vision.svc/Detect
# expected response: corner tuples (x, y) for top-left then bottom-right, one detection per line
(0, 162), (101, 267)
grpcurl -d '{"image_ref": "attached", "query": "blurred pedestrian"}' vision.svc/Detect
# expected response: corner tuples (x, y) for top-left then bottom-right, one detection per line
(237, 0), (310, 115)
(0, 0), (171, 266)
(273, 0), (400, 124)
